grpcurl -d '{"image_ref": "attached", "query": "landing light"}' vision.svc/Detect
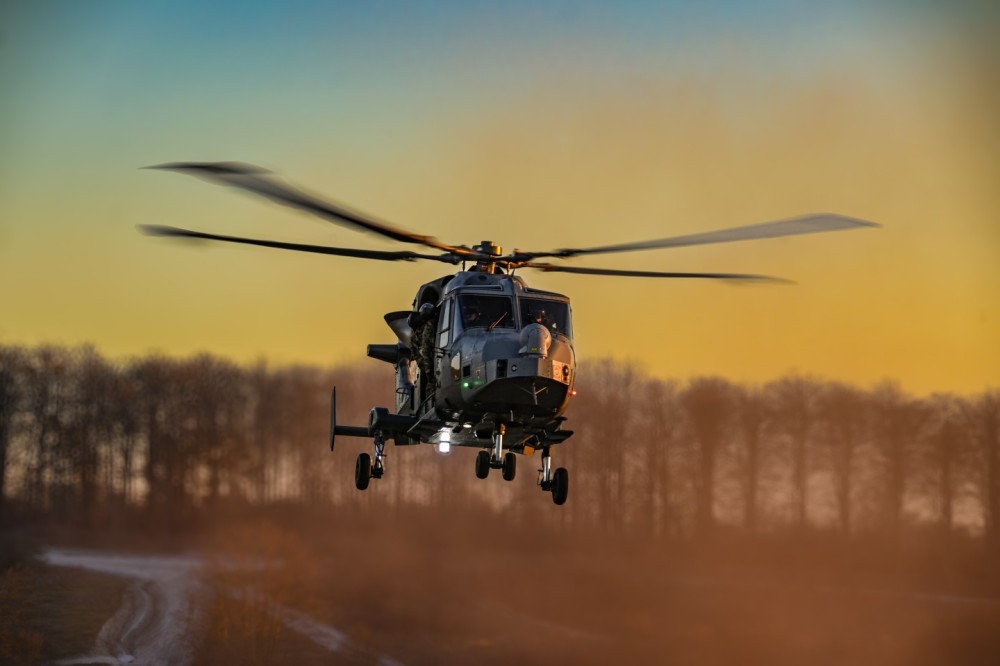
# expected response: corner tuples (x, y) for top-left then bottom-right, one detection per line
(437, 429), (451, 455)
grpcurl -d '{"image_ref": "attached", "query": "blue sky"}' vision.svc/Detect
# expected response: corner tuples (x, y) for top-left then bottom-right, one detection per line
(2, 1), (997, 393)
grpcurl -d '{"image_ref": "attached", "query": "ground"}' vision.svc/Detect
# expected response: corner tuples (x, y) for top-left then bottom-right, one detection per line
(6, 513), (1000, 665)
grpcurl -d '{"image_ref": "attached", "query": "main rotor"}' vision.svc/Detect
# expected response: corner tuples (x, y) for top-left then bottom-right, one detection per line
(139, 161), (879, 283)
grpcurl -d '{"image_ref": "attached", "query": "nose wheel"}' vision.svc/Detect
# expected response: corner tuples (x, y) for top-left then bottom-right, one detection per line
(473, 424), (517, 482)
(475, 450), (490, 479)
(501, 452), (516, 481)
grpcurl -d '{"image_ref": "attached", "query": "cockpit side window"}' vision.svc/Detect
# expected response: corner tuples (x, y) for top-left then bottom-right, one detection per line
(520, 298), (572, 337)
(437, 298), (452, 347)
(458, 295), (515, 331)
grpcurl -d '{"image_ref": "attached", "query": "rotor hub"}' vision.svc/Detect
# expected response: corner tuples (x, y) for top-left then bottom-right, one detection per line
(471, 240), (505, 274)
(473, 240), (502, 257)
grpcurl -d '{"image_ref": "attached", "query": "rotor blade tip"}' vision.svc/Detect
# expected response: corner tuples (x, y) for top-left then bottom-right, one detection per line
(719, 274), (795, 285)
(142, 161), (271, 176)
(136, 224), (179, 237)
(824, 213), (881, 229)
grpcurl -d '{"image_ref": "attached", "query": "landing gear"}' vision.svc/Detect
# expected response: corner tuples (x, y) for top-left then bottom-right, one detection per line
(501, 452), (516, 482)
(492, 423), (505, 467)
(475, 424), (512, 480)
(538, 446), (569, 505)
(475, 450), (490, 479)
(355, 432), (386, 491)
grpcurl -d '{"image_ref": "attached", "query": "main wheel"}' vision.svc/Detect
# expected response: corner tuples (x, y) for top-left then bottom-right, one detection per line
(355, 452), (372, 490)
(551, 467), (569, 505)
(502, 452), (516, 481)
(475, 450), (491, 479)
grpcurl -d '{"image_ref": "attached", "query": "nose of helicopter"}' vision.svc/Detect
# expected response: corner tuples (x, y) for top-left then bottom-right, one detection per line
(467, 367), (573, 413)
(452, 327), (575, 413)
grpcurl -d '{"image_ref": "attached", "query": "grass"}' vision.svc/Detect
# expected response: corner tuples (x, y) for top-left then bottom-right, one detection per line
(0, 560), (129, 664)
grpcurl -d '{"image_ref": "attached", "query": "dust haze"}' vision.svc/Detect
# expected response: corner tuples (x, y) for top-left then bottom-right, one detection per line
(1, 344), (999, 664)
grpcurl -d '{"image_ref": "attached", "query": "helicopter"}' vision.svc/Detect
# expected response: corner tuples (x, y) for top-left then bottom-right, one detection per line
(140, 161), (878, 505)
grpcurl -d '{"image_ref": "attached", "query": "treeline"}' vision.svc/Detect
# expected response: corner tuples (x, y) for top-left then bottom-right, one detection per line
(0, 344), (997, 550)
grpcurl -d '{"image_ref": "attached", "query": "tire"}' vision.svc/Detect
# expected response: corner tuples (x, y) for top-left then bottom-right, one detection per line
(475, 450), (491, 479)
(551, 467), (569, 505)
(355, 452), (372, 490)
(502, 452), (516, 481)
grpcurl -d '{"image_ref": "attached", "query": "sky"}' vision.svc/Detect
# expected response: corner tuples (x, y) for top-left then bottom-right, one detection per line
(1, 1), (997, 395)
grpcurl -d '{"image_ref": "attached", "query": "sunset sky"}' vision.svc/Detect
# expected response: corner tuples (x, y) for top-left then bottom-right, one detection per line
(1, 1), (997, 395)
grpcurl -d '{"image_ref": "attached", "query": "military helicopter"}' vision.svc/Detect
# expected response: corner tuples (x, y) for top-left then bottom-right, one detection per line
(140, 162), (877, 505)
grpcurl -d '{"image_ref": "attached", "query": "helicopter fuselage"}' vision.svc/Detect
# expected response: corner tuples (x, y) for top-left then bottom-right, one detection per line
(368, 269), (577, 453)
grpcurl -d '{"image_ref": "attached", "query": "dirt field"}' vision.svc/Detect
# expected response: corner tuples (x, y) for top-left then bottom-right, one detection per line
(274, 514), (1000, 666)
(15, 507), (1000, 666)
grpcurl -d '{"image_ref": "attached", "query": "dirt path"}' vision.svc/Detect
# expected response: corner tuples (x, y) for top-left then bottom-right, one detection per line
(42, 550), (201, 666)
(41, 548), (405, 666)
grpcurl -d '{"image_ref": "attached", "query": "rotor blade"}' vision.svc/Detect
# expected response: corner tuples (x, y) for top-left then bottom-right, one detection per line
(145, 162), (474, 256)
(521, 262), (792, 283)
(138, 225), (461, 263)
(516, 213), (878, 260)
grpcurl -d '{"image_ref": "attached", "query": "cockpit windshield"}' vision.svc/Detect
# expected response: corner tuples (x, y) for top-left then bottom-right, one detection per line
(520, 298), (571, 337)
(458, 295), (515, 330)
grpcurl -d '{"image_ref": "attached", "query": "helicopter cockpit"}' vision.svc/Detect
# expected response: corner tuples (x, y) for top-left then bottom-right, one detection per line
(520, 298), (571, 337)
(458, 294), (516, 331)
(447, 293), (573, 342)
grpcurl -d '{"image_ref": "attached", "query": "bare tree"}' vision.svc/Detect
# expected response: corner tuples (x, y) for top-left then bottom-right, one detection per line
(734, 384), (768, 533)
(184, 355), (244, 506)
(644, 378), (680, 537)
(109, 371), (142, 507)
(20, 347), (77, 512)
(129, 355), (193, 527)
(680, 377), (734, 537)
(566, 360), (637, 530)
(246, 362), (289, 503)
(0, 347), (23, 521)
(766, 377), (820, 528)
(70, 347), (118, 524)
(967, 390), (1000, 553)
(921, 394), (969, 532)
(870, 382), (926, 540)
(819, 382), (866, 535)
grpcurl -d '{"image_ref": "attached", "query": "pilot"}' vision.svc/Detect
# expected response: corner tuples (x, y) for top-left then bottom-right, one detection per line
(530, 308), (548, 327)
